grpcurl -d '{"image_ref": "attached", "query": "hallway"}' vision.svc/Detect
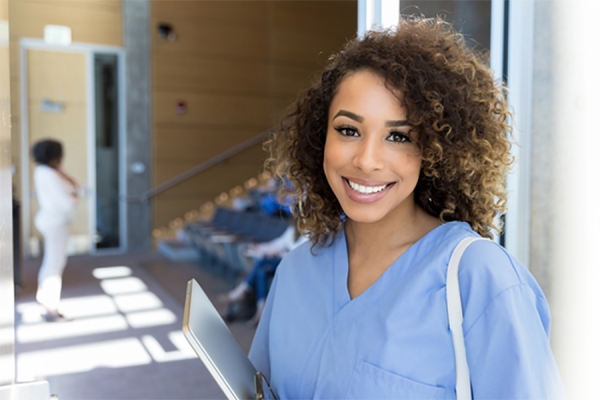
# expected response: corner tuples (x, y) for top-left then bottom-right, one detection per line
(14, 251), (256, 399)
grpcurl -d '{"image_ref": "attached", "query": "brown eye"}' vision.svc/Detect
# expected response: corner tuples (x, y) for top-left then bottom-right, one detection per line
(387, 132), (410, 143)
(334, 126), (359, 137)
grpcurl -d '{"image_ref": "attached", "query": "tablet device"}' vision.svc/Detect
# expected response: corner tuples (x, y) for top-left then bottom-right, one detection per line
(182, 279), (277, 400)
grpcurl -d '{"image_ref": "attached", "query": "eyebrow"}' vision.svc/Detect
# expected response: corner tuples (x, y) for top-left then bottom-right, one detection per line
(385, 120), (409, 127)
(333, 110), (363, 122)
(333, 109), (409, 127)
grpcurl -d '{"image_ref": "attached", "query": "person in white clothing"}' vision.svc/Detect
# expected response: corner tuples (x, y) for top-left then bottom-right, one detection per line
(32, 139), (78, 322)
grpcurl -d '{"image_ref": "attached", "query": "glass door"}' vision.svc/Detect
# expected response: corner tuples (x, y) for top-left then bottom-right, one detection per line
(93, 53), (121, 250)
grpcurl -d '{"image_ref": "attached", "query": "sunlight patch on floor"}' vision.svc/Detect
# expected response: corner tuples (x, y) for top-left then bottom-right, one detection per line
(113, 292), (163, 313)
(141, 331), (196, 362)
(126, 309), (177, 329)
(17, 295), (119, 324)
(100, 277), (147, 295)
(16, 265), (196, 379)
(17, 314), (129, 343)
(92, 266), (132, 279)
(17, 338), (152, 381)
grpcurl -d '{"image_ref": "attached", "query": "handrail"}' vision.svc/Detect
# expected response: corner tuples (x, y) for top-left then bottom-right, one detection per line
(127, 130), (272, 202)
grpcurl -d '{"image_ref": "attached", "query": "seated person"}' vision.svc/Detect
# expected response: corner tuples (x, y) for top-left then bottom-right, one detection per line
(220, 221), (307, 324)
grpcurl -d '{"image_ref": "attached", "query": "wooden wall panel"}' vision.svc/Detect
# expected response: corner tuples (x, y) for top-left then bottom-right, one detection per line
(154, 153), (267, 228)
(154, 128), (264, 165)
(271, 29), (353, 63)
(9, 0), (122, 205)
(152, 17), (269, 61)
(269, 1), (356, 62)
(155, 156), (266, 195)
(270, 0), (357, 33)
(152, 1), (269, 29)
(8, 38), (18, 78)
(28, 105), (86, 146)
(269, 64), (321, 96)
(8, 36), (20, 196)
(27, 49), (89, 238)
(28, 50), (87, 100)
(154, 91), (273, 128)
(8, 0), (122, 46)
(152, 0), (357, 229)
(153, 56), (269, 94)
(8, 38), (19, 112)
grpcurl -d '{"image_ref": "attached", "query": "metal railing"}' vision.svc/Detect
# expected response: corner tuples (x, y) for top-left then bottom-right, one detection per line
(127, 130), (271, 202)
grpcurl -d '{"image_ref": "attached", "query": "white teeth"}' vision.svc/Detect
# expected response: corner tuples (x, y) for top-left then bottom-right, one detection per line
(347, 180), (387, 194)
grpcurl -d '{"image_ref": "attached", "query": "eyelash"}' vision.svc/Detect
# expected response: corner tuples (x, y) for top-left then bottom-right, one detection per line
(333, 125), (411, 143)
(388, 132), (411, 143)
(334, 125), (359, 137)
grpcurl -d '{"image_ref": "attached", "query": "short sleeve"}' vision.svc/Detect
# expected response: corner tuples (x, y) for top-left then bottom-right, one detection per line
(453, 239), (565, 399)
(465, 284), (566, 399)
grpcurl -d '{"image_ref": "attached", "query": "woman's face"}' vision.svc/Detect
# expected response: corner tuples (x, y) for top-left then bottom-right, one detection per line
(323, 70), (422, 225)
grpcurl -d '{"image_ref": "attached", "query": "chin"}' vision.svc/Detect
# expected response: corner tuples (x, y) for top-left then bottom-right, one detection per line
(341, 207), (389, 225)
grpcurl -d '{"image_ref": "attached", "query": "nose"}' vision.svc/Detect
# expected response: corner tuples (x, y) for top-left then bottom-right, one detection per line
(352, 136), (384, 173)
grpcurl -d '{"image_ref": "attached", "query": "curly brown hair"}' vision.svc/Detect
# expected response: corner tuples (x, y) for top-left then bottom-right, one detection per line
(266, 17), (512, 247)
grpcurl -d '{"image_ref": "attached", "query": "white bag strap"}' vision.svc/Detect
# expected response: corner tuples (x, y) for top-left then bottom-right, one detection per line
(447, 237), (486, 400)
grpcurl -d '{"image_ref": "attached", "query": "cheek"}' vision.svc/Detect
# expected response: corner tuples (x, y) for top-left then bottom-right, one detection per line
(409, 156), (423, 182)
(323, 137), (344, 190)
(323, 135), (339, 171)
(394, 152), (422, 182)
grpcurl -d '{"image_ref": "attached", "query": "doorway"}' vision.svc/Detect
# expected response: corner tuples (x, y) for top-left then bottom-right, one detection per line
(20, 40), (125, 256)
(94, 54), (121, 250)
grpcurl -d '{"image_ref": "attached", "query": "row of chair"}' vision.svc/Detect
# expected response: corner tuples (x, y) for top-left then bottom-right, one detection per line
(184, 207), (290, 282)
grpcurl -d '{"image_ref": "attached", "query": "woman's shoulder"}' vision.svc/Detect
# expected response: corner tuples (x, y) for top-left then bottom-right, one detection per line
(446, 224), (549, 329)
(34, 164), (61, 179)
(34, 164), (52, 174)
(458, 234), (540, 296)
(433, 221), (532, 290)
(34, 164), (58, 181)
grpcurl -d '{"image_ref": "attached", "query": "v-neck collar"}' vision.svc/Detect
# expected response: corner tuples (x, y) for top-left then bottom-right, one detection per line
(331, 222), (457, 332)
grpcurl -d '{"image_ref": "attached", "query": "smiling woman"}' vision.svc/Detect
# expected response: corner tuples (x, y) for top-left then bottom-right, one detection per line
(324, 70), (424, 227)
(249, 17), (565, 399)
(323, 70), (440, 300)
(268, 23), (513, 250)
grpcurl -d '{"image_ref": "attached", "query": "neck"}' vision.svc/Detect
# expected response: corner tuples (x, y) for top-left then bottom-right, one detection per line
(345, 200), (439, 256)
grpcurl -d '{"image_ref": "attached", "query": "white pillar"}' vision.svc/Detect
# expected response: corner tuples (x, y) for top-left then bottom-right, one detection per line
(357, 0), (400, 38)
(550, 0), (600, 397)
(504, 0), (534, 266)
(0, 0), (15, 387)
(489, 0), (505, 84)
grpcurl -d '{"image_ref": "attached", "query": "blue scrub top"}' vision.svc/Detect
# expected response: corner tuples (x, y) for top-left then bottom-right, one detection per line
(249, 221), (565, 399)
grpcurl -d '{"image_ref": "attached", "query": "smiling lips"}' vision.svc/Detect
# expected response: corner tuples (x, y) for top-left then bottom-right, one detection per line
(343, 178), (395, 203)
(347, 179), (388, 194)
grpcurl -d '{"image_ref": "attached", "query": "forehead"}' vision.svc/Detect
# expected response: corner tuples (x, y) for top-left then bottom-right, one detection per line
(329, 70), (406, 118)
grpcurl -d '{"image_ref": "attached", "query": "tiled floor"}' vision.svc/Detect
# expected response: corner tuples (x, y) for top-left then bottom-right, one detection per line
(14, 251), (256, 399)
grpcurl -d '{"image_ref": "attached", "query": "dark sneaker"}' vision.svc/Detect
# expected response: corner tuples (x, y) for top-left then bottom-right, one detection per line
(42, 311), (71, 323)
